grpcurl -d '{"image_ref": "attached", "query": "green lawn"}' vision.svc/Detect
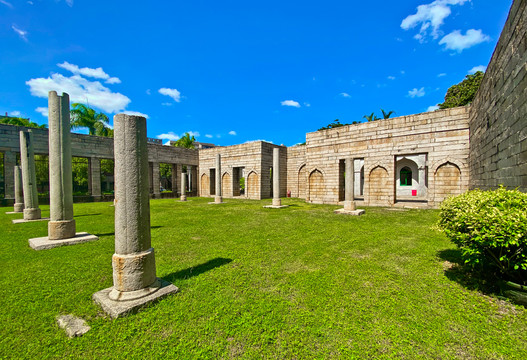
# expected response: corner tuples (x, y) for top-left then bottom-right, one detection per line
(1, 198), (526, 359)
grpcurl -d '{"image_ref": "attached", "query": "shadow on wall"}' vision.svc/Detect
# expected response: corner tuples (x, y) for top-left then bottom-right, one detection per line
(164, 257), (233, 282)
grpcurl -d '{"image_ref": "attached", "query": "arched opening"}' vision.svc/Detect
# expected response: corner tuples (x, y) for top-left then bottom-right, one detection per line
(222, 172), (231, 197)
(368, 166), (390, 206)
(435, 162), (461, 204)
(400, 167), (412, 186)
(308, 169), (324, 203)
(200, 174), (209, 196)
(395, 155), (426, 200)
(247, 172), (259, 199)
(298, 164), (307, 199)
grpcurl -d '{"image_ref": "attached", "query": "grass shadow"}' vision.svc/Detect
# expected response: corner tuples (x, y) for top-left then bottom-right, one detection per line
(164, 257), (233, 282)
(437, 248), (500, 295)
(96, 225), (163, 237)
(74, 213), (102, 218)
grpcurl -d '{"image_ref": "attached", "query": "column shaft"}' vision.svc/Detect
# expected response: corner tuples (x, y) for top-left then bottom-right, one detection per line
(344, 158), (356, 211)
(272, 148), (281, 206)
(4, 151), (16, 200)
(89, 158), (102, 197)
(13, 166), (24, 212)
(215, 155), (222, 203)
(180, 172), (187, 201)
(152, 162), (160, 196)
(20, 130), (41, 220)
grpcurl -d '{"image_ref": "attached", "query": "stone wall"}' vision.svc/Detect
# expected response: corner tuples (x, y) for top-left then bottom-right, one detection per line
(286, 145), (306, 198)
(469, 0), (527, 191)
(300, 107), (470, 207)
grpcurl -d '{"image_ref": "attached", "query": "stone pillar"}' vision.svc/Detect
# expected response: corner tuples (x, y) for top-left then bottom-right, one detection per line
(4, 151), (16, 200)
(20, 130), (41, 220)
(13, 166), (24, 212)
(214, 155), (222, 203)
(171, 164), (177, 194)
(152, 162), (160, 197)
(148, 162), (153, 194)
(191, 166), (197, 194)
(175, 164), (182, 196)
(47, 91), (76, 239)
(344, 158), (356, 211)
(180, 172), (187, 201)
(272, 148), (281, 206)
(93, 114), (177, 318)
(89, 157), (102, 197)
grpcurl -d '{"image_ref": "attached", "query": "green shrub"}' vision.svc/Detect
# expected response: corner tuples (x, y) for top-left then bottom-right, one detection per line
(438, 186), (527, 285)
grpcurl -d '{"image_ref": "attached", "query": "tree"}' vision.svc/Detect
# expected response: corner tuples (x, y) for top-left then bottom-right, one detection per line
(171, 132), (196, 149)
(0, 116), (47, 128)
(363, 112), (380, 122)
(317, 119), (350, 131)
(438, 71), (485, 109)
(380, 109), (395, 119)
(70, 103), (113, 137)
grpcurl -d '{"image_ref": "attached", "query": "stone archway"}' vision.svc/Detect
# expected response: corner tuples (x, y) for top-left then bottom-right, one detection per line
(222, 173), (231, 198)
(200, 174), (209, 196)
(435, 162), (461, 204)
(247, 172), (259, 199)
(369, 166), (390, 206)
(308, 169), (324, 203)
(298, 164), (307, 199)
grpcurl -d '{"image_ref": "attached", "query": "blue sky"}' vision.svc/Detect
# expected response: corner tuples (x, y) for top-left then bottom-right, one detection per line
(1, 0), (512, 146)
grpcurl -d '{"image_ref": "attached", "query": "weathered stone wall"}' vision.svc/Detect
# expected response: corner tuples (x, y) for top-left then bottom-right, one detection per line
(469, 0), (527, 191)
(261, 142), (287, 199)
(286, 145), (306, 198)
(302, 107), (470, 207)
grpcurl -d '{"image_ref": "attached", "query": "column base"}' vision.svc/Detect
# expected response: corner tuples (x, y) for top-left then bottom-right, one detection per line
(209, 196), (224, 204)
(343, 200), (356, 211)
(48, 219), (76, 240)
(29, 232), (99, 250)
(334, 208), (365, 216)
(14, 203), (24, 213)
(180, 195), (187, 201)
(23, 207), (41, 221)
(264, 199), (289, 209)
(93, 278), (178, 318)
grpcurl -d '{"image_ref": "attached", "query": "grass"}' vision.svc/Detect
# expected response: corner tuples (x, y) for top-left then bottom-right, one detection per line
(1, 197), (526, 359)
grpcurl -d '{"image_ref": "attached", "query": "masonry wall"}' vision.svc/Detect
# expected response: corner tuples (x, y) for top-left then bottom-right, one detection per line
(286, 145), (307, 198)
(302, 107), (471, 207)
(260, 142), (287, 199)
(469, 0), (527, 191)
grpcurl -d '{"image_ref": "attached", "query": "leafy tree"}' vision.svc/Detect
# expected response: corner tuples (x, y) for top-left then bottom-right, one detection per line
(438, 71), (484, 109)
(318, 119), (349, 131)
(0, 116), (47, 128)
(172, 132), (196, 149)
(70, 103), (113, 137)
(380, 109), (395, 119)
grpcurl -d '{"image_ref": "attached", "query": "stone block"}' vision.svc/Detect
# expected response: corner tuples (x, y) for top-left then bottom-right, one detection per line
(29, 232), (99, 250)
(56, 315), (90, 338)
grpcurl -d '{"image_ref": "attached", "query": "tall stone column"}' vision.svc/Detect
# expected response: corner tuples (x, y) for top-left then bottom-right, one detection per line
(335, 158), (364, 215)
(175, 164), (182, 196)
(4, 151), (16, 200)
(272, 148), (281, 206)
(152, 162), (160, 197)
(180, 172), (187, 201)
(214, 155), (223, 203)
(93, 114), (177, 318)
(48, 91), (75, 239)
(89, 157), (102, 198)
(19, 130), (41, 220)
(13, 166), (24, 212)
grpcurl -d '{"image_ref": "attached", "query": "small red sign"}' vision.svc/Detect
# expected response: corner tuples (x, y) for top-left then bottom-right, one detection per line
(412, 190), (417, 196)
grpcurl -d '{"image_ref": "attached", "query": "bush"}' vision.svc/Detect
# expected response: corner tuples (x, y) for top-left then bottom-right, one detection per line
(438, 186), (527, 285)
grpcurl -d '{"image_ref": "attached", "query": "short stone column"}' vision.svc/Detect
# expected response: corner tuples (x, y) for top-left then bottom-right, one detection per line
(93, 114), (177, 318)
(175, 164), (182, 196)
(4, 151), (16, 201)
(152, 162), (160, 197)
(214, 155), (223, 203)
(264, 148), (288, 208)
(89, 157), (102, 198)
(19, 130), (41, 221)
(13, 166), (24, 212)
(180, 172), (187, 201)
(335, 158), (364, 216)
(28, 91), (98, 250)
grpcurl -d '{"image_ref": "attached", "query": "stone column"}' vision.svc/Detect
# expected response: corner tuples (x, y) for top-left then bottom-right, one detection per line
(89, 157), (102, 197)
(272, 148), (282, 206)
(20, 130), (41, 220)
(4, 151), (16, 200)
(93, 114), (177, 318)
(148, 162), (153, 194)
(191, 166), (197, 194)
(152, 162), (160, 197)
(175, 164), (182, 196)
(344, 158), (356, 211)
(47, 91), (76, 239)
(171, 164), (177, 194)
(180, 172), (187, 201)
(13, 166), (24, 212)
(214, 155), (222, 203)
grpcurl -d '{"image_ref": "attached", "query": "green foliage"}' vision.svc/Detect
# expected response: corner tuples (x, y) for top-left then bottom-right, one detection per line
(318, 119), (349, 131)
(0, 116), (47, 128)
(438, 71), (484, 109)
(438, 186), (527, 284)
(70, 103), (113, 137)
(171, 132), (196, 149)
(72, 157), (89, 194)
(380, 109), (395, 119)
(363, 112), (380, 122)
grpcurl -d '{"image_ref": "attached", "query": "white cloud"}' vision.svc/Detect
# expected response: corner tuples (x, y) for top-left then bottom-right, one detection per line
(388, 76), (396, 80)
(122, 111), (149, 119)
(10, 110), (21, 116)
(205, 134), (213, 138)
(340, 92), (351, 98)
(439, 29), (490, 52)
(26, 73), (131, 113)
(27, 1), (33, 5)
(146, 89), (151, 95)
(468, 65), (487, 74)
(159, 87), (181, 102)
(427, 105), (439, 112)
(304, 102), (311, 107)
(438, 73), (447, 77)
(229, 130), (237, 136)
(1, 1), (13, 9)
(156, 132), (180, 141)
(12, 25), (28, 41)
(187, 131), (200, 138)
(65, 0), (73, 7)
(106, 77), (121, 84)
(57, 61), (121, 84)
(400, 70), (406, 75)
(161, 102), (172, 106)
(401, 0), (468, 40)
(408, 87), (426, 98)
(35, 107), (48, 117)
(281, 100), (300, 108)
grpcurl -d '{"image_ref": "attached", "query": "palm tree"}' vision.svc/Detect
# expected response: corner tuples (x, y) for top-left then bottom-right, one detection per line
(363, 112), (379, 122)
(380, 109), (395, 119)
(70, 103), (112, 137)
(172, 132), (196, 149)
(0, 116), (47, 128)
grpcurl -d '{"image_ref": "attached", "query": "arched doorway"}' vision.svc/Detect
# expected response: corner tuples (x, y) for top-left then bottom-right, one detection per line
(298, 164), (307, 199)
(200, 174), (209, 196)
(369, 166), (390, 206)
(247, 172), (259, 199)
(435, 162), (461, 204)
(308, 169), (324, 203)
